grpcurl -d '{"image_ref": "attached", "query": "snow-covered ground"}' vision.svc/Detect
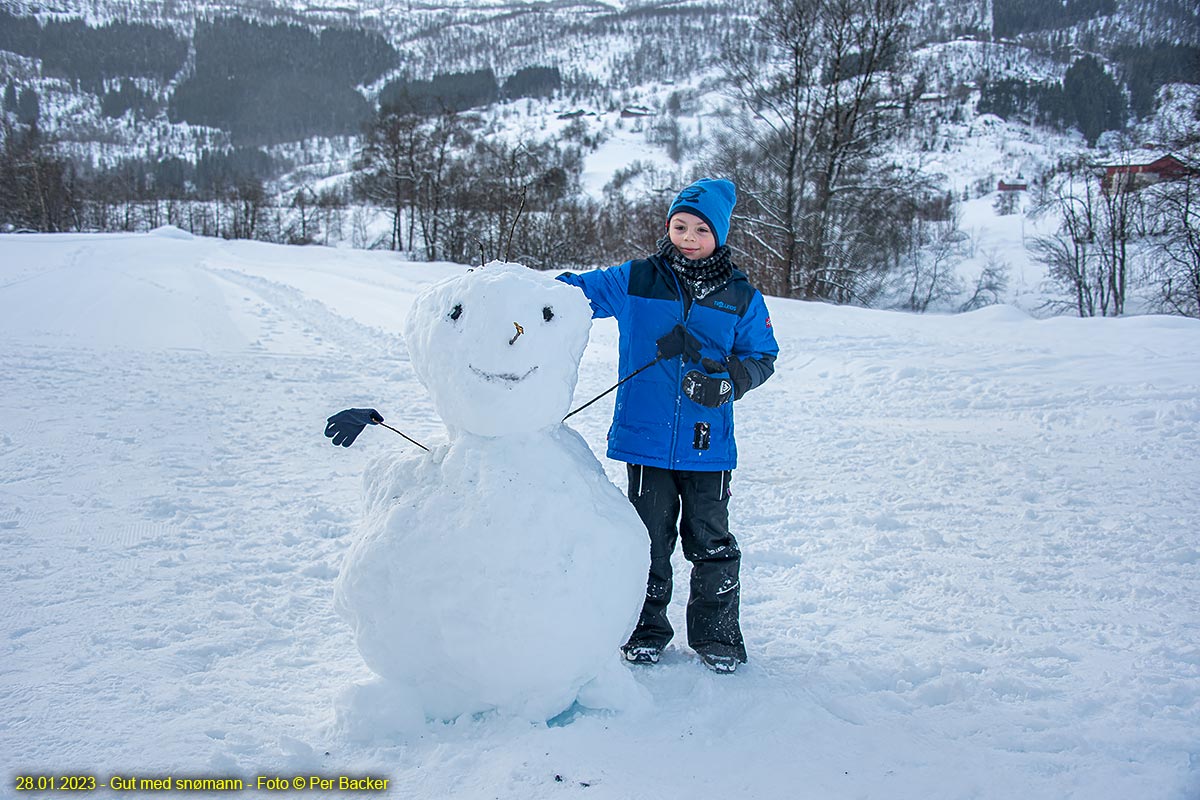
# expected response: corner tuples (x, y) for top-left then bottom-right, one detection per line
(1, 231), (1198, 799)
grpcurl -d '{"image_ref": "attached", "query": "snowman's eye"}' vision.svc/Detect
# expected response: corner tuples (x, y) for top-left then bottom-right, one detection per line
(449, 304), (463, 321)
(542, 306), (554, 322)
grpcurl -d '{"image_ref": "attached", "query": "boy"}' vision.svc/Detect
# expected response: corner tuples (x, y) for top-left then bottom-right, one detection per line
(558, 178), (778, 673)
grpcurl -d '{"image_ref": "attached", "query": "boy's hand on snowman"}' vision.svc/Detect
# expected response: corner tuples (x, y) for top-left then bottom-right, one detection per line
(325, 408), (384, 447)
(656, 324), (703, 363)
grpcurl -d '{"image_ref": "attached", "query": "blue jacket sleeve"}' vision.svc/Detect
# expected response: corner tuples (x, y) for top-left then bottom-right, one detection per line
(556, 264), (630, 320)
(731, 290), (779, 393)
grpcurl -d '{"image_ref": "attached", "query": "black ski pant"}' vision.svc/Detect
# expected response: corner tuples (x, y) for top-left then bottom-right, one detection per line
(624, 464), (746, 662)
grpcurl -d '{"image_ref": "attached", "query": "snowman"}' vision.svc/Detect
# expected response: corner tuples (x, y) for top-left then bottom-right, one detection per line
(332, 261), (649, 734)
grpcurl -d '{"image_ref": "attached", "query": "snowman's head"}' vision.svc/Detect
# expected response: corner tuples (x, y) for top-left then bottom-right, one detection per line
(404, 262), (593, 437)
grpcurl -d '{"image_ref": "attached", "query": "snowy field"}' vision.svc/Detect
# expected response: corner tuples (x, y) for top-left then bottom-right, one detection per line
(1, 231), (1198, 799)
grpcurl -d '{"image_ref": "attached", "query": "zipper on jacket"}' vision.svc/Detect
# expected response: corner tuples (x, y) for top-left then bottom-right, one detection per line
(662, 257), (690, 469)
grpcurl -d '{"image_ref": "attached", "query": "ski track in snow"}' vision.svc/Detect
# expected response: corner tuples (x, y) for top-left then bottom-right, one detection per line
(1, 233), (1198, 799)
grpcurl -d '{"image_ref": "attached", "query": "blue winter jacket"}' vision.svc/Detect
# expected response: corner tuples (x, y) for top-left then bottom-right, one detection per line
(558, 255), (779, 471)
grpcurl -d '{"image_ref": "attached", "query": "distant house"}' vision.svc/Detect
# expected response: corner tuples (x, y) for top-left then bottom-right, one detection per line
(620, 105), (655, 118)
(997, 179), (1027, 192)
(1099, 154), (1198, 194)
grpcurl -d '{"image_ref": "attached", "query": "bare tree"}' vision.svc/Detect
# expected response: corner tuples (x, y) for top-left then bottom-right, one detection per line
(900, 213), (966, 312)
(718, 0), (912, 301)
(412, 111), (467, 261)
(288, 185), (320, 244)
(0, 119), (77, 232)
(993, 190), (1019, 216)
(1146, 173), (1200, 317)
(355, 111), (420, 251)
(1094, 151), (1147, 316)
(1097, 181), (1138, 316)
(468, 139), (539, 263)
(316, 187), (346, 246)
(462, 137), (579, 266)
(355, 108), (471, 259)
(959, 249), (1011, 312)
(229, 179), (267, 240)
(1030, 165), (1103, 316)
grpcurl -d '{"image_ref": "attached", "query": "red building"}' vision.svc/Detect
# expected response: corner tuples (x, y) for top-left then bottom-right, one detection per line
(1099, 154), (1198, 193)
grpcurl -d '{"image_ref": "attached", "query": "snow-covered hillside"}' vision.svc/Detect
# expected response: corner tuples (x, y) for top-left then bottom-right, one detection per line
(1, 232), (1197, 798)
(5, 0), (1193, 195)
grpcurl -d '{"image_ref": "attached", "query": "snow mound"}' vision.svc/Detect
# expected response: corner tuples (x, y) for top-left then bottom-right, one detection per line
(149, 225), (195, 240)
(958, 303), (1031, 324)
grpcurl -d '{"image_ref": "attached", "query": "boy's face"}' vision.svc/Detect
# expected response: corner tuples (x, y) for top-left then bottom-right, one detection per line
(668, 212), (717, 261)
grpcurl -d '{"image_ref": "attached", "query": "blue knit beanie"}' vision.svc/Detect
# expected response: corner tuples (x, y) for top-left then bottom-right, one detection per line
(666, 178), (737, 247)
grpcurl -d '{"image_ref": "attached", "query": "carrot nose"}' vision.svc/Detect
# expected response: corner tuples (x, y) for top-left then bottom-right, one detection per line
(508, 322), (524, 345)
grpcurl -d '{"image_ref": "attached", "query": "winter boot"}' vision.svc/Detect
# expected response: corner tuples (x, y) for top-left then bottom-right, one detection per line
(621, 644), (661, 665)
(699, 651), (739, 674)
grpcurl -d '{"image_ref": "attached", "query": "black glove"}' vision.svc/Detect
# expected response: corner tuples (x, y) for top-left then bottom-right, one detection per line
(724, 356), (752, 401)
(698, 355), (752, 401)
(325, 408), (383, 447)
(656, 324), (703, 363)
(682, 370), (733, 408)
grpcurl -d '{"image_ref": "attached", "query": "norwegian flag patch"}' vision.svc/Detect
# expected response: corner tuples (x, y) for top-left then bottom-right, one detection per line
(765, 316), (772, 328)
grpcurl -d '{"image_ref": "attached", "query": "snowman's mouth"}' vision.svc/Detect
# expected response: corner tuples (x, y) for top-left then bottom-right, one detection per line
(469, 364), (539, 384)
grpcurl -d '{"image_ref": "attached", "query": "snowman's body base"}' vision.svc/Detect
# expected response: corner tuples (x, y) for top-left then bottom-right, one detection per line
(335, 426), (649, 723)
